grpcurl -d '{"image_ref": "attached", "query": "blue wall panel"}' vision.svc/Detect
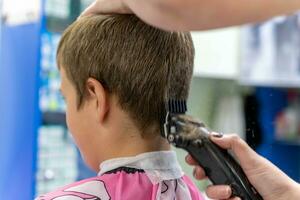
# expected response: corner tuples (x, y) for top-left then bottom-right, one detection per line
(0, 23), (41, 199)
(256, 87), (300, 182)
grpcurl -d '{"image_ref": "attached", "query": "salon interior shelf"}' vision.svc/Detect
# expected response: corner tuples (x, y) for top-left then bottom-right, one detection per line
(239, 77), (300, 88)
(274, 139), (300, 146)
(191, 27), (240, 80)
(42, 111), (66, 126)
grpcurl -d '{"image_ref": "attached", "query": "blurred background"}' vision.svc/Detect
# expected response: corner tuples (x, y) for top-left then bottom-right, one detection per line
(0, 0), (300, 199)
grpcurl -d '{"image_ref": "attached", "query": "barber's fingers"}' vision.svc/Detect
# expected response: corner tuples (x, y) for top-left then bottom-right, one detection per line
(193, 166), (207, 180)
(206, 185), (232, 199)
(185, 154), (197, 165)
(81, 0), (131, 17)
(229, 197), (241, 200)
(210, 133), (249, 153)
(185, 132), (256, 168)
(206, 185), (241, 199)
(81, 1), (98, 16)
(185, 155), (207, 180)
(210, 134), (261, 171)
(186, 133), (254, 166)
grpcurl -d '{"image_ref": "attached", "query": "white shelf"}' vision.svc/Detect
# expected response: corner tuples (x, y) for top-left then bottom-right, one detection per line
(193, 70), (237, 80)
(239, 78), (300, 88)
(192, 27), (240, 80)
(239, 20), (300, 88)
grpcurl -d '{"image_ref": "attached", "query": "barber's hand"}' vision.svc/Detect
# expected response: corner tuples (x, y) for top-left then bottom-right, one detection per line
(186, 134), (300, 200)
(81, 0), (131, 17)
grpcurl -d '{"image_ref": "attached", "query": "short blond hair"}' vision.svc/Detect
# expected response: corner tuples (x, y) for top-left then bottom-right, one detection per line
(57, 14), (194, 135)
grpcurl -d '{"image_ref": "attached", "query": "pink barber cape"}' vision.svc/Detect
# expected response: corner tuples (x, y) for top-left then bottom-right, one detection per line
(36, 151), (204, 200)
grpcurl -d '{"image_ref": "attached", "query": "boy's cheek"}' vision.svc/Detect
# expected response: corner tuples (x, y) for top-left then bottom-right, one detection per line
(66, 109), (85, 136)
(65, 110), (75, 133)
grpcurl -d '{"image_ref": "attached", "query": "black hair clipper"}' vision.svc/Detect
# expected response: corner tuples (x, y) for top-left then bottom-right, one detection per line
(162, 100), (263, 200)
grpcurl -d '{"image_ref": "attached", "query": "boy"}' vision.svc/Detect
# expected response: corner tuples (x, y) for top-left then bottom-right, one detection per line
(36, 14), (204, 200)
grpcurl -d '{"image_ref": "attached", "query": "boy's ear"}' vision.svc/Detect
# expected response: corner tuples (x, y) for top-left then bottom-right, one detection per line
(85, 78), (109, 123)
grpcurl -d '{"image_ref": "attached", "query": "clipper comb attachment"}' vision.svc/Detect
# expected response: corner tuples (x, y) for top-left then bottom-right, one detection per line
(167, 99), (187, 114)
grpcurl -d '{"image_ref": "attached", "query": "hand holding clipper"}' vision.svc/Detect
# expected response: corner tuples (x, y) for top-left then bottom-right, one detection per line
(162, 100), (263, 200)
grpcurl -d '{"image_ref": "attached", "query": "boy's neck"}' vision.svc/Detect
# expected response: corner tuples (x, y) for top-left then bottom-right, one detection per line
(90, 98), (171, 171)
(110, 132), (171, 158)
(105, 120), (171, 157)
(95, 128), (171, 170)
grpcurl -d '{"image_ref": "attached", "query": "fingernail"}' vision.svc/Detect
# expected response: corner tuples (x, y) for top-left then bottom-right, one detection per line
(212, 132), (223, 138)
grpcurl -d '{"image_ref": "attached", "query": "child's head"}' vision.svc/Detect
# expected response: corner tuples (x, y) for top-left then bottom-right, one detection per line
(57, 15), (194, 170)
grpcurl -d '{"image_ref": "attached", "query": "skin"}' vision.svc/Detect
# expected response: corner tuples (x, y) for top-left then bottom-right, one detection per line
(185, 134), (300, 200)
(59, 68), (170, 171)
(81, 0), (300, 31)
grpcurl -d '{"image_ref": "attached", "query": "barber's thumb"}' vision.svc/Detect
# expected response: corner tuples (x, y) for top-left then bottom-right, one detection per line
(210, 134), (244, 151)
(210, 134), (258, 168)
